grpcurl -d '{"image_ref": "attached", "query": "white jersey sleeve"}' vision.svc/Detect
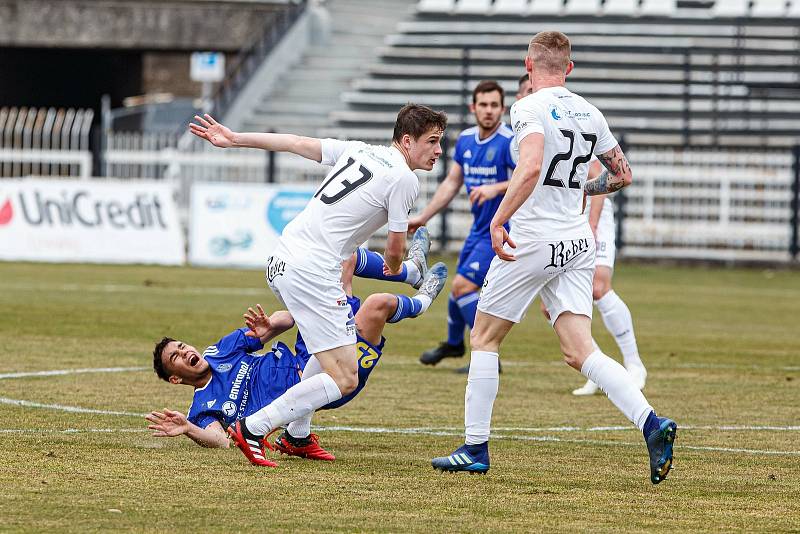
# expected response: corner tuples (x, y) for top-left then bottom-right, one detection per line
(510, 101), (545, 146)
(386, 171), (420, 233)
(592, 112), (618, 155)
(320, 138), (355, 166)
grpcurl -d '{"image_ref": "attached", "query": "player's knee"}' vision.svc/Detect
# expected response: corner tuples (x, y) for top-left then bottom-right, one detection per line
(337, 369), (359, 395)
(451, 275), (478, 298)
(363, 293), (395, 317)
(469, 328), (495, 352)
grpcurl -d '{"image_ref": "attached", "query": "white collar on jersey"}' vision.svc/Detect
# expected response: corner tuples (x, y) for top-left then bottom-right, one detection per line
(473, 122), (508, 146)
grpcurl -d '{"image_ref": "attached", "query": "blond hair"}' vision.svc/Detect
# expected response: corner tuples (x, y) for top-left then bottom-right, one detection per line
(528, 31), (571, 74)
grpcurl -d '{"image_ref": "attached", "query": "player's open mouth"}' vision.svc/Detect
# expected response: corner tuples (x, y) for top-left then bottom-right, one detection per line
(189, 354), (200, 367)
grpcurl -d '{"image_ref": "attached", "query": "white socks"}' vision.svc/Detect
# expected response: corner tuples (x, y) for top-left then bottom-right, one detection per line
(595, 290), (642, 368)
(464, 351), (499, 445)
(403, 259), (421, 287)
(245, 371), (342, 436)
(580, 350), (652, 431)
(415, 294), (433, 313)
(286, 355), (322, 439)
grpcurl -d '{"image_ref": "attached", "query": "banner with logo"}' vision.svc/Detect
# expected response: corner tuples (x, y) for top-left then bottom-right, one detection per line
(0, 179), (185, 265)
(189, 182), (315, 268)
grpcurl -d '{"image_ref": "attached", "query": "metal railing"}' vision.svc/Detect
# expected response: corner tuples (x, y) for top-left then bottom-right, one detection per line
(0, 107), (93, 179)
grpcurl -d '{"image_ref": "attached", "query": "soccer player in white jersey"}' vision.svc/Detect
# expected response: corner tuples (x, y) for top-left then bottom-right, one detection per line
(570, 158), (648, 395)
(431, 32), (677, 484)
(190, 105), (448, 466)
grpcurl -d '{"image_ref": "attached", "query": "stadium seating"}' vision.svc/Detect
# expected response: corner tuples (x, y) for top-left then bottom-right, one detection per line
(530, 0), (564, 16)
(565, 0), (600, 16)
(418, 0), (455, 14)
(320, 2), (800, 149)
(493, 0), (530, 15)
(603, 0), (640, 16)
(751, 0), (788, 17)
(712, 0), (750, 17)
(639, 0), (676, 17)
(455, 0), (493, 14)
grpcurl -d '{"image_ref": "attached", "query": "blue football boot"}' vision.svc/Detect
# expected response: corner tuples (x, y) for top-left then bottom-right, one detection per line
(431, 442), (490, 474)
(646, 417), (678, 484)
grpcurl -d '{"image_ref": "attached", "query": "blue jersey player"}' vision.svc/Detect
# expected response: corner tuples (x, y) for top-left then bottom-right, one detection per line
(408, 80), (516, 369)
(147, 242), (448, 466)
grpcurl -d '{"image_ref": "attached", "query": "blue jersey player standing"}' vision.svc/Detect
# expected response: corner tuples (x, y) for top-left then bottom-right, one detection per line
(408, 80), (516, 369)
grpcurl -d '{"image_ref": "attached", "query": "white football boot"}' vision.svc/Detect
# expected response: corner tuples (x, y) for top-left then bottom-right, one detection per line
(572, 379), (600, 396)
(626, 363), (648, 390)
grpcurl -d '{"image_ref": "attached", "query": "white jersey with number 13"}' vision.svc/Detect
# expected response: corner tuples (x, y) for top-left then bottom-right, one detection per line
(273, 139), (420, 278)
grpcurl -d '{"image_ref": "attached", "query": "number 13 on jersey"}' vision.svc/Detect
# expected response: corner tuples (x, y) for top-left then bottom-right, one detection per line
(315, 157), (374, 205)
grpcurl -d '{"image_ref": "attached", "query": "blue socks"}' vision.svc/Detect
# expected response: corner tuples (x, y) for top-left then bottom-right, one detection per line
(388, 294), (425, 323)
(355, 247), (407, 283)
(456, 291), (479, 329)
(642, 410), (659, 438)
(446, 294), (466, 346)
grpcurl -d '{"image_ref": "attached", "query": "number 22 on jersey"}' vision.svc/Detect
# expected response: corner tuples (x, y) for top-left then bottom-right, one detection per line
(543, 129), (597, 189)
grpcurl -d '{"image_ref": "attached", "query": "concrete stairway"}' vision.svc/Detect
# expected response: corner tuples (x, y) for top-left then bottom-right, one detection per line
(242, 0), (414, 136)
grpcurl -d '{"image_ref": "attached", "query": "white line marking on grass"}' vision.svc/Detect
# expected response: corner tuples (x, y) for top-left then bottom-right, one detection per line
(317, 425), (800, 456)
(0, 367), (147, 380)
(1, 407), (799, 456)
(0, 428), (147, 434)
(0, 397), (145, 417)
(1, 282), (264, 297)
(2, 367), (799, 456)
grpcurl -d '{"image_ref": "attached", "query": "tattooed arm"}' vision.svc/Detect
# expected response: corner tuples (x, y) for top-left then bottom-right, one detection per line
(584, 144), (633, 196)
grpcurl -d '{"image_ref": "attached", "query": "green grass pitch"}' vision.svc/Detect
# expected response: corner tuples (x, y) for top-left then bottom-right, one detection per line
(0, 260), (798, 532)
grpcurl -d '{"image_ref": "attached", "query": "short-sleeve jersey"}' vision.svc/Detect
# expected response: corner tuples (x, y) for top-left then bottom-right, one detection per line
(186, 296), (385, 429)
(452, 123), (516, 238)
(186, 329), (308, 430)
(273, 139), (420, 278)
(509, 86), (618, 240)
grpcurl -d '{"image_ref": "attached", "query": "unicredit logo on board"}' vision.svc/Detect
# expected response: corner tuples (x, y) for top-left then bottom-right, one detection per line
(0, 198), (12, 225)
(12, 189), (168, 230)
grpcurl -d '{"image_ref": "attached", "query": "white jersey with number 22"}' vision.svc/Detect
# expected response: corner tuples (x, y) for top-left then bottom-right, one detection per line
(510, 86), (618, 240)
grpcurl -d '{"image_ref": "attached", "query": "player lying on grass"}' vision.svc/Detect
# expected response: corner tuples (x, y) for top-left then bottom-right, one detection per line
(147, 237), (447, 466)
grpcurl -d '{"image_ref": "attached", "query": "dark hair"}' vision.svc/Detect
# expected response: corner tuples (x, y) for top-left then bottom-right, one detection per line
(153, 336), (175, 382)
(518, 73), (529, 86)
(392, 104), (448, 142)
(472, 80), (505, 104)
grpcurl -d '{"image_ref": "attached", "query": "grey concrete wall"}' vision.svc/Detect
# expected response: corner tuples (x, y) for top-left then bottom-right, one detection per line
(0, 0), (288, 50)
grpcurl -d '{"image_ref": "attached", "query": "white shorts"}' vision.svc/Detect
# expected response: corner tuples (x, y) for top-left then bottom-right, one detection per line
(477, 238), (596, 325)
(265, 255), (356, 354)
(593, 198), (616, 269)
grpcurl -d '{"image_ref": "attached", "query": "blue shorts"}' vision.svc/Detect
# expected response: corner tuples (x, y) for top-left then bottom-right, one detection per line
(293, 294), (385, 411)
(456, 234), (495, 287)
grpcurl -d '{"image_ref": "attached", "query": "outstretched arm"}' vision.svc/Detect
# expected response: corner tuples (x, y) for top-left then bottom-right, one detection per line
(584, 144), (633, 196)
(146, 409), (229, 448)
(244, 305), (295, 345)
(189, 114), (323, 162)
